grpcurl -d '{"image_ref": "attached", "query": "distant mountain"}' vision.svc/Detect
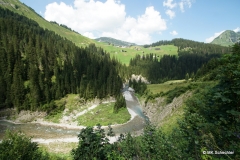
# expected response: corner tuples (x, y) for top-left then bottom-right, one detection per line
(211, 30), (240, 46)
(95, 37), (137, 46)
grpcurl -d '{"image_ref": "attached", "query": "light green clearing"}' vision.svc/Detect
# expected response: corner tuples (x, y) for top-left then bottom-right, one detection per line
(55, 94), (90, 114)
(147, 80), (188, 94)
(99, 43), (178, 65)
(147, 80), (216, 94)
(45, 94), (91, 123)
(45, 112), (62, 123)
(77, 102), (131, 126)
(45, 95), (131, 126)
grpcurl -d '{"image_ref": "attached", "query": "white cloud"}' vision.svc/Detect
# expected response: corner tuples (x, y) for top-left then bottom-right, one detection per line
(101, 29), (152, 45)
(234, 27), (240, 32)
(163, 0), (177, 9)
(166, 10), (175, 19)
(135, 6), (167, 33)
(45, 0), (126, 32)
(101, 6), (166, 44)
(170, 30), (178, 36)
(179, 0), (193, 12)
(179, 2), (184, 12)
(163, 0), (193, 18)
(44, 1), (167, 44)
(83, 32), (96, 39)
(205, 30), (225, 43)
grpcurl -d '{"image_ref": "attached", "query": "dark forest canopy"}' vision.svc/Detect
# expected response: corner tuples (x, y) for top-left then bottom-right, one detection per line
(131, 38), (231, 83)
(128, 53), (221, 83)
(50, 21), (79, 33)
(143, 38), (231, 55)
(0, 8), (122, 111)
(0, 7), (233, 112)
(71, 43), (240, 160)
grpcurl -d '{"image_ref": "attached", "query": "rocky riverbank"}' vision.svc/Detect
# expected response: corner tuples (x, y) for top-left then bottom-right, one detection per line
(140, 91), (192, 127)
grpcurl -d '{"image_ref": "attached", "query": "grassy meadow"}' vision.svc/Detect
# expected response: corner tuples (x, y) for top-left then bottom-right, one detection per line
(147, 80), (188, 94)
(2, 0), (178, 65)
(147, 80), (217, 94)
(44, 94), (131, 126)
(97, 42), (178, 64)
(77, 102), (131, 126)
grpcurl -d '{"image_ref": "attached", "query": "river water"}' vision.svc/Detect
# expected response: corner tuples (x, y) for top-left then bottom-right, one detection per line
(0, 87), (148, 143)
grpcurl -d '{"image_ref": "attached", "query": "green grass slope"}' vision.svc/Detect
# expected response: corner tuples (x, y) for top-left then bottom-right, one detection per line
(100, 43), (178, 64)
(0, 0), (178, 65)
(211, 30), (240, 46)
(0, 0), (95, 47)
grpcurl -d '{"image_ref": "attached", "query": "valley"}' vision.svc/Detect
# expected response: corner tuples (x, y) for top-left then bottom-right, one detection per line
(0, 1), (239, 159)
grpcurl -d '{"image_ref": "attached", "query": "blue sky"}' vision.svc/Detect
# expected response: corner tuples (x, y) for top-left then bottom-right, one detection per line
(20, 0), (240, 45)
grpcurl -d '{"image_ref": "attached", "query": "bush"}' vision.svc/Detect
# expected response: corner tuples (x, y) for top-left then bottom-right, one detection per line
(164, 84), (197, 104)
(71, 124), (112, 160)
(0, 130), (48, 160)
(41, 100), (65, 115)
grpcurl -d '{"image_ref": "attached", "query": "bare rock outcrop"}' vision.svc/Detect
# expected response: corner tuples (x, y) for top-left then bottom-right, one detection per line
(130, 74), (149, 84)
(141, 91), (192, 126)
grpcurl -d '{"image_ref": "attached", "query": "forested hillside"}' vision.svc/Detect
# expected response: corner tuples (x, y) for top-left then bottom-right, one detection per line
(130, 38), (231, 83)
(0, 0), (95, 46)
(144, 38), (230, 55)
(1, 43), (239, 159)
(70, 43), (240, 160)
(0, 2), (239, 159)
(0, 8), (122, 111)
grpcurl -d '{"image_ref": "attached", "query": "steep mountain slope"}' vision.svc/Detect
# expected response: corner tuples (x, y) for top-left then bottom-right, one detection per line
(0, 0), (142, 64)
(95, 37), (137, 46)
(211, 30), (240, 46)
(0, 7), (122, 111)
(0, 0), (95, 47)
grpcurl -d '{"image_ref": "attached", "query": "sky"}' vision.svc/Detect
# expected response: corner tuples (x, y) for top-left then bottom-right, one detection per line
(19, 0), (240, 45)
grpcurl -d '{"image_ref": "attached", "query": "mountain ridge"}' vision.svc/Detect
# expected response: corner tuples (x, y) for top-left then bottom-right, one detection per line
(95, 37), (137, 46)
(0, 0), (95, 46)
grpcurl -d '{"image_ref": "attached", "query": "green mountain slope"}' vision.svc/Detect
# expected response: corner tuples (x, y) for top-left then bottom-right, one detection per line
(0, 7), (122, 110)
(211, 30), (240, 46)
(0, 0), (95, 47)
(0, 0), (175, 65)
(0, 0), (147, 64)
(0, 0), (231, 66)
(95, 37), (137, 46)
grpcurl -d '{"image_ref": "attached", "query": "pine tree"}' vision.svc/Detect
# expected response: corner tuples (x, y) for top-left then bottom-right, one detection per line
(11, 62), (25, 109)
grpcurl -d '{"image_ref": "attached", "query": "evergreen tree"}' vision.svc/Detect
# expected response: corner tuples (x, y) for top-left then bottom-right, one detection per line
(0, 7), (123, 111)
(114, 94), (126, 113)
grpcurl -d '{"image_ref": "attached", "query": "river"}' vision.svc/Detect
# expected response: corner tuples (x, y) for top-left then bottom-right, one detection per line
(0, 87), (148, 143)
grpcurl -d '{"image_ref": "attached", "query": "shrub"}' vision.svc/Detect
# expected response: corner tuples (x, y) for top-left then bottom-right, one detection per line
(0, 130), (48, 160)
(71, 124), (112, 160)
